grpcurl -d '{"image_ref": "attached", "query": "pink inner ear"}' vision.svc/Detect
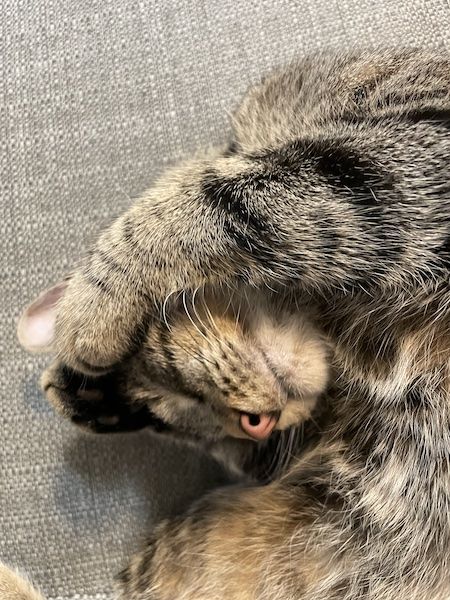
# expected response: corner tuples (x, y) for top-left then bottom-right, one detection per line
(17, 281), (68, 352)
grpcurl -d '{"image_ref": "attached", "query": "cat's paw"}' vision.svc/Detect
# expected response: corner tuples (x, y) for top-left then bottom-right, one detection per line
(54, 271), (144, 375)
(40, 361), (154, 433)
(18, 274), (145, 375)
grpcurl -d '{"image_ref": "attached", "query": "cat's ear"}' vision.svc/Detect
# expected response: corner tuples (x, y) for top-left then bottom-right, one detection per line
(17, 281), (68, 353)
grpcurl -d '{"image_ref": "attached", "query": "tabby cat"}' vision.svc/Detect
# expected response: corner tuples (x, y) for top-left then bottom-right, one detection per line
(5, 48), (450, 599)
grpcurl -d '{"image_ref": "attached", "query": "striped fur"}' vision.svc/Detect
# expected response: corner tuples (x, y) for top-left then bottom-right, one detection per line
(12, 49), (450, 599)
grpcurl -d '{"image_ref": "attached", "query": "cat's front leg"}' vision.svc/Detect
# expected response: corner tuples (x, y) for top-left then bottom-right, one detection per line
(53, 154), (265, 374)
(48, 50), (450, 376)
(117, 482), (328, 600)
(52, 142), (369, 376)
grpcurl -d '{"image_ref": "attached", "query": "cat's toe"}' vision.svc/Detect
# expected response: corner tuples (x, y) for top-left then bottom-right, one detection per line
(40, 361), (152, 433)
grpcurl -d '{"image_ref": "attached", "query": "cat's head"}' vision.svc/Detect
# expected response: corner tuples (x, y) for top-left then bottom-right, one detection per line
(18, 283), (331, 444)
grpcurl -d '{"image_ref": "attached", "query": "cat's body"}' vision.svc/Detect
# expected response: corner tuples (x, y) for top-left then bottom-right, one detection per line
(7, 49), (450, 599)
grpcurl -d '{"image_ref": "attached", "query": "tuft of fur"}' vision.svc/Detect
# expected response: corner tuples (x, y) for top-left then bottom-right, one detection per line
(0, 564), (44, 600)
(15, 49), (450, 599)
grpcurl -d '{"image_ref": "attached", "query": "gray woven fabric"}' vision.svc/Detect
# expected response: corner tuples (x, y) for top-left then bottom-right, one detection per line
(2, 1), (450, 598)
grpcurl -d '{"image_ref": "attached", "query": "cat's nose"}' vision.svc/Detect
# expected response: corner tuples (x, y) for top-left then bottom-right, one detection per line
(240, 412), (277, 440)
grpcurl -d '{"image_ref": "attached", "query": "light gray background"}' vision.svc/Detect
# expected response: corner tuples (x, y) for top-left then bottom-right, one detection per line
(2, 1), (450, 598)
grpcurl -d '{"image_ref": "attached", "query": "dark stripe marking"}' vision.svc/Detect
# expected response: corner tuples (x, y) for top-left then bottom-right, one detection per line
(405, 383), (426, 409)
(116, 567), (131, 586)
(136, 540), (157, 593)
(405, 107), (450, 127)
(262, 138), (396, 210)
(202, 169), (294, 275)
(202, 170), (270, 235)
(306, 141), (395, 208)
(82, 270), (114, 296)
(95, 248), (137, 283)
(376, 88), (449, 111)
(269, 138), (403, 269)
(223, 140), (239, 157)
(438, 234), (450, 265)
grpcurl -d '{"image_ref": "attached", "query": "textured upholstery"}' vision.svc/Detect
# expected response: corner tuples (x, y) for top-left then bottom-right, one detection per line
(2, 1), (450, 597)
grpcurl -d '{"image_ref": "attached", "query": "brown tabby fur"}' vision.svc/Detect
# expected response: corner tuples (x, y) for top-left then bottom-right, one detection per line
(7, 49), (450, 599)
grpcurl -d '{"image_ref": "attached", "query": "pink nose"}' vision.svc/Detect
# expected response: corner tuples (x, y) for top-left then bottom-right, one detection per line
(240, 413), (278, 440)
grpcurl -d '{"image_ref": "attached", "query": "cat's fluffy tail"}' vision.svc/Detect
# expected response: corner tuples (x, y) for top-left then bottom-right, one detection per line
(0, 563), (44, 600)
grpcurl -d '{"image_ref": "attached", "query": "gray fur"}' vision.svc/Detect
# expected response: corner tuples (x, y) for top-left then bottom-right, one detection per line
(12, 49), (450, 599)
